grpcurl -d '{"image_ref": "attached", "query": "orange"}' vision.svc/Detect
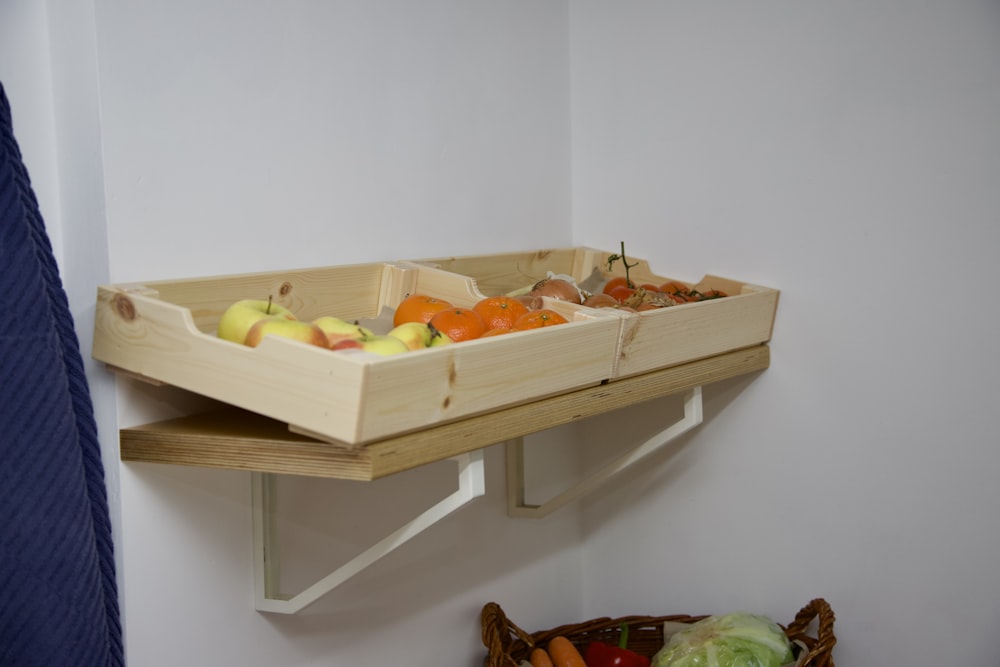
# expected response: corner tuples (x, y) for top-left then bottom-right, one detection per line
(429, 307), (488, 342)
(512, 309), (569, 330)
(472, 296), (530, 331)
(393, 294), (453, 327)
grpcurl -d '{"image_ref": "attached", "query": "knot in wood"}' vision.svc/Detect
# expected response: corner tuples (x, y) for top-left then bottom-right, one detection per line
(112, 293), (137, 322)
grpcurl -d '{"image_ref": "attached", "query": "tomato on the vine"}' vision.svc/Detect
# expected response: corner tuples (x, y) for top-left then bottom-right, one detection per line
(608, 285), (636, 303)
(602, 276), (634, 295)
(665, 293), (690, 304)
(697, 288), (728, 300)
(658, 280), (690, 295)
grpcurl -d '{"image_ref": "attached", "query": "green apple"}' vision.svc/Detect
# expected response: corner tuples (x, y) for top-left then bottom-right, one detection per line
(244, 317), (329, 349)
(387, 322), (434, 350)
(312, 316), (374, 347)
(217, 299), (296, 344)
(331, 334), (409, 356)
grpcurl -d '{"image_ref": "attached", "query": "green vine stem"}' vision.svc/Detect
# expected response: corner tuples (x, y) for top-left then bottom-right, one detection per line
(606, 241), (639, 287)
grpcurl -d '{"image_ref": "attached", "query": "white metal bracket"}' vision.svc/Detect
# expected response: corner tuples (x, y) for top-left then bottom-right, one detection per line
(506, 386), (703, 518)
(252, 449), (485, 614)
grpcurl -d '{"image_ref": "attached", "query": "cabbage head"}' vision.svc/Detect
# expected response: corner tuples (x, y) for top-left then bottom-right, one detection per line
(651, 612), (794, 667)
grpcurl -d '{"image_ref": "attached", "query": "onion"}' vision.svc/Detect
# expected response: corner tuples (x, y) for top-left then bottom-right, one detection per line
(529, 278), (583, 304)
(512, 294), (544, 311)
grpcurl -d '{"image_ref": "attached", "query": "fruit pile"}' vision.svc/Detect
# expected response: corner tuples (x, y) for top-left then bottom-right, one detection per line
(505, 272), (728, 314)
(214, 292), (571, 356)
(214, 243), (731, 355)
(579, 241), (728, 312)
(394, 293), (569, 343)
(504, 242), (729, 314)
(584, 277), (728, 313)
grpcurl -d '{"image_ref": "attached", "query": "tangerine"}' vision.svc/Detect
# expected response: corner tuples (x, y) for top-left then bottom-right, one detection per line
(512, 309), (569, 330)
(429, 307), (488, 342)
(393, 294), (453, 327)
(472, 296), (530, 331)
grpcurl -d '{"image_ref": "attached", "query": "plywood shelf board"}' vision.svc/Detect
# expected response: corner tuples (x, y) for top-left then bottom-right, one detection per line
(120, 344), (769, 481)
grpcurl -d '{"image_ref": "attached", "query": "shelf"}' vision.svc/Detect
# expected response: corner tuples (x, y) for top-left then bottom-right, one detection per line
(119, 344), (769, 481)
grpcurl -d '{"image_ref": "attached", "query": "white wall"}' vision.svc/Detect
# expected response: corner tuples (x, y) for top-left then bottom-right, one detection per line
(571, 2), (1000, 665)
(95, 0), (573, 282)
(6, 0), (1000, 665)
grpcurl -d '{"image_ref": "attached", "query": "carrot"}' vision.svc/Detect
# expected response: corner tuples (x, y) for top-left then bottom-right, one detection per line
(530, 647), (554, 667)
(547, 636), (587, 667)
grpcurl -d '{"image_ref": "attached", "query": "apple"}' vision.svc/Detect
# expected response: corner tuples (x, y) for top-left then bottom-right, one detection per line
(429, 330), (454, 347)
(313, 316), (374, 347)
(332, 334), (409, 356)
(244, 317), (329, 349)
(387, 322), (434, 350)
(217, 299), (296, 344)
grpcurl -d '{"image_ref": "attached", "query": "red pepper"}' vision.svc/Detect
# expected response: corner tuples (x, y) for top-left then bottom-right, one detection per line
(583, 623), (650, 667)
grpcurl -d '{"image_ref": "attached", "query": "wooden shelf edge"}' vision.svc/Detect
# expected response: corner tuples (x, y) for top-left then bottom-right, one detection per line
(120, 344), (770, 481)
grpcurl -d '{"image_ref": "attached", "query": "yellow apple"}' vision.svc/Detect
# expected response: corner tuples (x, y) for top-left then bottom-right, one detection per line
(312, 316), (374, 347)
(244, 317), (328, 349)
(387, 322), (434, 350)
(429, 330), (454, 347)
(218, 299), (296, 344)
(362, 335), (410, 355)
(331, 334), (409, 356)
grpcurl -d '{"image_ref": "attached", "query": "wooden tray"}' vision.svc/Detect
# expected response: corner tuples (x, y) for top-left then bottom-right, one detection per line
(93, 261), (621, 446)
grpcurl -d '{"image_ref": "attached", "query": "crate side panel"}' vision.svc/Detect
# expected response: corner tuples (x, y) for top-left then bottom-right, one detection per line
(614, 291), (779, 378)
(139, 263), (388, 333)
(355, 317), (621, 441)
(412, 248), (585, 296)
(407, 263), (489, 307)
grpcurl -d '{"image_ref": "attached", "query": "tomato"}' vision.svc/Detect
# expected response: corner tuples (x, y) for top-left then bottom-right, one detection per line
(658, 280), (690, 295)
(697, 288), (728, 300)
(608, 285), (636, 303)
(602, 276), (634, 295)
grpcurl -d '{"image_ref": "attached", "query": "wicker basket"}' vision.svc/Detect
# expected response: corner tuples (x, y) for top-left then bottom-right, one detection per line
(481, 598), (836, 667)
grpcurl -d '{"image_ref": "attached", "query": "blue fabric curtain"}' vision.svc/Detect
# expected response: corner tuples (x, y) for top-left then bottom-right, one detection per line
(0, 82), (125, 666)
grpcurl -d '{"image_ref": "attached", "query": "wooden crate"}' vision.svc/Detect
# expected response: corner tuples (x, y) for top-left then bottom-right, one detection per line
(415, 247), (779, 379)
(93, 261), (621, 446)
